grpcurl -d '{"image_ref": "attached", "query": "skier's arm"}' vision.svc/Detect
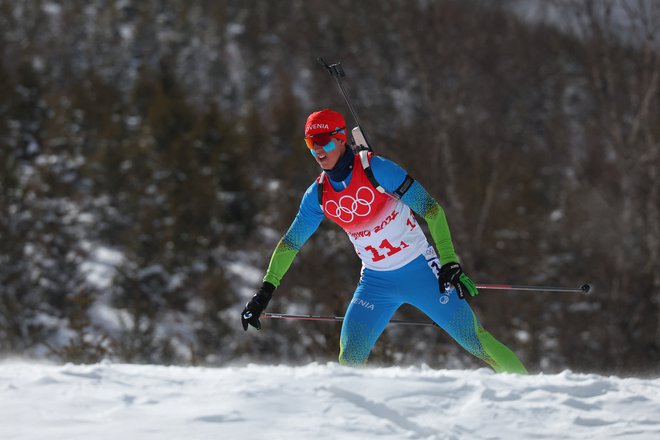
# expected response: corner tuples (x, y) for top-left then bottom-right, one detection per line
(370, 156), (476, 298)
(263, 182), (324, 287)
(370, 157), (458, 264)
(400, 182), (458, 264)
(404, 185), (479, 298)
(241, 182), (324, 331)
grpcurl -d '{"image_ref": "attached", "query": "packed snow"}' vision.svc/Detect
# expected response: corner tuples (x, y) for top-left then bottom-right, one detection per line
(1, 362), (660, 439)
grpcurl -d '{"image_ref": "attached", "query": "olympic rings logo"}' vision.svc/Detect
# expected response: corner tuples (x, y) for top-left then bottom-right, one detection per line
(324, 186), (375, 223)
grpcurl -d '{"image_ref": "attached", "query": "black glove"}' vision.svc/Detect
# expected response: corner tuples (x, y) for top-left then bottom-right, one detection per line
(241, 282), (275, 331)
(438, 262), (478, 300)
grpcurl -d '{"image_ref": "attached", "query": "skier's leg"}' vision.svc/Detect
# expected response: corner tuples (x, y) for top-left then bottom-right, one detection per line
(437, 299), (527, 373)
(401, 254), (527, 373)
(339, 268), (401, 366)
(470, 319), (528, 374)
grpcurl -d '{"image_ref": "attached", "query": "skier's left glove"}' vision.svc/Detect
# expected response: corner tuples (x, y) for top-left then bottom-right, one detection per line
(241, 282), (275, 331)
(438, 262), (478, 299)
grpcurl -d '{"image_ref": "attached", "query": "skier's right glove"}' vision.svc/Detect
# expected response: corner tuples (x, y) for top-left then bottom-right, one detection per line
(438, 262), (478, 300)
(241, 281), (275, 331)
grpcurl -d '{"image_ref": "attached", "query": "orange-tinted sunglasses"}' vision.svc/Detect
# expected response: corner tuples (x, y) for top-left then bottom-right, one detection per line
(304, 128), (345, 149)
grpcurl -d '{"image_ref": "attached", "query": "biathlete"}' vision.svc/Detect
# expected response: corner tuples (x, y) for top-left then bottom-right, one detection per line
(241, 109), (527, 373)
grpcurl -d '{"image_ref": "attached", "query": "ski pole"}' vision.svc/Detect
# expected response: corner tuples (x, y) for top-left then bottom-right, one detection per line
(476, 283), (592, 293)
(261, 313), (439, 327)
(262, 285), (590, 326)
(317, 57), (372, 151)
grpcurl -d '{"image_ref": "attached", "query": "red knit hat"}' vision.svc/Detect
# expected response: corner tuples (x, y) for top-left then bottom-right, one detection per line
(304, 109), (347, 142)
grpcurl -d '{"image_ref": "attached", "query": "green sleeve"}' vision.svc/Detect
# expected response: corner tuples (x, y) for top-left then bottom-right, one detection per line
(401, 180), (458, 264)
(262, 182), (324, 287)
(263, 240), (300, 288)
(423, 202), (459, 264)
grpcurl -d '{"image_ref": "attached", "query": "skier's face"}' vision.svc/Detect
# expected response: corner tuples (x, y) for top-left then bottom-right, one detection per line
(311, 137), (345, 170)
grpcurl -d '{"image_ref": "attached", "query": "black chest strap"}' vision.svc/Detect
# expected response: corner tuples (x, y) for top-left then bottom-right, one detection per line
(359, 150), (386, 194)
(317, 172), (325, 208)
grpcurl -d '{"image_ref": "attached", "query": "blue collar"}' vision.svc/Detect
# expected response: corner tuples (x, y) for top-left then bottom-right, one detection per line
(325, 149), (355, 183)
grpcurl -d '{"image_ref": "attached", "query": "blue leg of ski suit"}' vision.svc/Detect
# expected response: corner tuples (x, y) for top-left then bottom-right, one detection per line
(339, 254), (527, 373)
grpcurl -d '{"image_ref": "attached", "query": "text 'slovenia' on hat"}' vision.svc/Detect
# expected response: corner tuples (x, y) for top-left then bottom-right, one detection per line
(305, 109), (347, 141)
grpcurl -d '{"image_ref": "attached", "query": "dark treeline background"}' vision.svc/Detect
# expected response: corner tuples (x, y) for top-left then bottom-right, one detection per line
(0, 0), (658, 375)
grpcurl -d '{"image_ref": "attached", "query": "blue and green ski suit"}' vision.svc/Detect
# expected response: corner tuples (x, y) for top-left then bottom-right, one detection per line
(262, 151), (526, 373)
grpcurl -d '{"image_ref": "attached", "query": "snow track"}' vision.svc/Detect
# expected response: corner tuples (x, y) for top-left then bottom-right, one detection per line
(1, 362), (659, 439)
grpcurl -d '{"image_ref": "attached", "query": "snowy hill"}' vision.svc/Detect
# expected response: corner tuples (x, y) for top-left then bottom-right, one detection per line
(1, 362), (659, 440)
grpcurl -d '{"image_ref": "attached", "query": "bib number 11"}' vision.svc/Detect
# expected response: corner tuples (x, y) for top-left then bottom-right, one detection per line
(365, 239), (409, 262)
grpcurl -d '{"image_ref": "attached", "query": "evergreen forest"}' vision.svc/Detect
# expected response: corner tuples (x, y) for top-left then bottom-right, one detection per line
(0, 0), (658, 375)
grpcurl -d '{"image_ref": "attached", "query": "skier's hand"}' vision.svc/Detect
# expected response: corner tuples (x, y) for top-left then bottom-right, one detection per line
(241, 282), (275, 331)
(438, 262), (478, 299)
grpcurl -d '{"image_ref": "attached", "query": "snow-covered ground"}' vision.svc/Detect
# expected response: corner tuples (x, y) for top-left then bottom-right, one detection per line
(1, 362), (659, 440)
